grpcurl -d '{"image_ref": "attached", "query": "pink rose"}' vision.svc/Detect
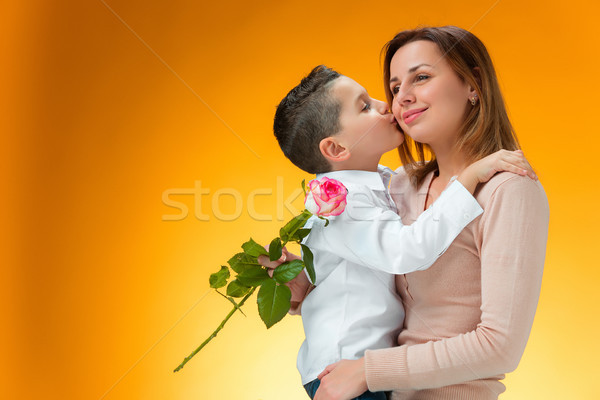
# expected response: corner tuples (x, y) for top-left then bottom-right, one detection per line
(304, 177), (348, 217)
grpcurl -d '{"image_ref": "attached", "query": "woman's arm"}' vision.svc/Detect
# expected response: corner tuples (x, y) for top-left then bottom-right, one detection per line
(316, 175), (549, 397)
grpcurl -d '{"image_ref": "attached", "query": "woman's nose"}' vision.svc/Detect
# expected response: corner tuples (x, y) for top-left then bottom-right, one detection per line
(395, 85), (415, 105)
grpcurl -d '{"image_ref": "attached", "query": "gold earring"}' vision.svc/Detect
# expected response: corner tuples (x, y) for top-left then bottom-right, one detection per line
(470, 95), (478, 106)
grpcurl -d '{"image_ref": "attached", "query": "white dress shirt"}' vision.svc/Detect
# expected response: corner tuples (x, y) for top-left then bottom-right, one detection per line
(297, 165), (483, 385)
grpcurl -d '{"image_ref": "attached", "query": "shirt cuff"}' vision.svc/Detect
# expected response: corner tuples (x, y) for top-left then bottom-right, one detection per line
(364, 346), (410, 392)
(432, 180), (483, 225)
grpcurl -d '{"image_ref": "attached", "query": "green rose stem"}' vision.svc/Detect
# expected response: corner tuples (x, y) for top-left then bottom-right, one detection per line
(173, 208), (317, 372)
(172, 180), (346, 373)
(173, 287), (256, 372)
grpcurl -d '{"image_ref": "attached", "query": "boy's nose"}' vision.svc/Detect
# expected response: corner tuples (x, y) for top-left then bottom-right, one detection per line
(374, 99), (390, 114)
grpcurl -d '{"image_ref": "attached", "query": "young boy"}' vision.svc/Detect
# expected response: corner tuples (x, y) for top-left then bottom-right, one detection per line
(265, 65), (533, 400)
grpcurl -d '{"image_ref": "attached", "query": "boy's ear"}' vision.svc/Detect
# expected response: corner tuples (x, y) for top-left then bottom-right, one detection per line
(319, 136), (350, 163)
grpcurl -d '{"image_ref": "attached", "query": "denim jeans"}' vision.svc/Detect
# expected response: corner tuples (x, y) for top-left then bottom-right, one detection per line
(303, 378), (387, 400)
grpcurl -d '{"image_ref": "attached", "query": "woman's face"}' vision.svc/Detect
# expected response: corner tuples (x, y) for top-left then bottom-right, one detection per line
(389, 40), (474, 149)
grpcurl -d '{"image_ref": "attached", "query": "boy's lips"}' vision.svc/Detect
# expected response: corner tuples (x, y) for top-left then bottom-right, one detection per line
(402, 107), (428, 124)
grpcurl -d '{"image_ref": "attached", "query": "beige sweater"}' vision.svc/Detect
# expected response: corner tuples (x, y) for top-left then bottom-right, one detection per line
(364, 170), (550, 399)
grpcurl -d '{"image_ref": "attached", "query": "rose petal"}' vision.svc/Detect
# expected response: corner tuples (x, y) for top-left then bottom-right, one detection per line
(313, 194), (334, 215)
(304, 192), (320, 215)
(327, 199), (347, 216)
(304, 178), (348, 217)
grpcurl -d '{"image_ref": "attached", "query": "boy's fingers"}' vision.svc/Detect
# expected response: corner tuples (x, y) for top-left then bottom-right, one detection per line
(493, 150), (537, 180)
(282, 247), (302, 261)
(521, 158), (537, 180)
(257, 255), (270, 267)
(500, 160), (527, 176)
(510, 151), (537, 180)
(258, 247), (300, 270)
(500, 159), (537, 181)
(257, 254), (286, 269)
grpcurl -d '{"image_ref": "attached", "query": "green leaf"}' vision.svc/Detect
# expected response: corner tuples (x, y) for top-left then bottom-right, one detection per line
(209, 266), (230, 289)
(289, 228), (311, 242)
(237, 265), (270, 287)
(273, 259), (304, 284)
(269, 237), (283, 261)
(227, 252), (260, 274)
(257, 280), (291, 328)
(301, 179), (306, 194)
(280, 209), (312, 242)
(301, 244), (316, 284)
(241, 238), (269, 257)
(226, 279), (252, 298)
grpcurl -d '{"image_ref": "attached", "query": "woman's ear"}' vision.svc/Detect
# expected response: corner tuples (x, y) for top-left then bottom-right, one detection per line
(319, 136), (350, 163)
(469, 67), (482, 96)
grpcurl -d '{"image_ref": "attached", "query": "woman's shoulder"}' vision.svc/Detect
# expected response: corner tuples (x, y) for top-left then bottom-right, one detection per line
(476, 171), (549, 211)
(474, 172), (550, 247)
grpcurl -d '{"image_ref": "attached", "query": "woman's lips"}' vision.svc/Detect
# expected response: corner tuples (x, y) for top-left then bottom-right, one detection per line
(403, 107), (428, 124)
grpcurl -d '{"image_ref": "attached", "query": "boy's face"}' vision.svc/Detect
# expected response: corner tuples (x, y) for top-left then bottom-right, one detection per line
(331, 77), (404, 165)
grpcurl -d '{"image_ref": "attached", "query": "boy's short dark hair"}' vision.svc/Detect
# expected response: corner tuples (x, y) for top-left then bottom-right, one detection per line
(273, 65), (341, 174)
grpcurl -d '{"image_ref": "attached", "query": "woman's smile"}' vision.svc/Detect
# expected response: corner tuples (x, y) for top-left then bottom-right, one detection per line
(402, 107), (428, 124)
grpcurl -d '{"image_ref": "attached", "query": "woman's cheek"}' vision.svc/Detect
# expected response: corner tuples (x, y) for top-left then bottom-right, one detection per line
(391, 103), (404, 129)
(391, 103), (400, 120)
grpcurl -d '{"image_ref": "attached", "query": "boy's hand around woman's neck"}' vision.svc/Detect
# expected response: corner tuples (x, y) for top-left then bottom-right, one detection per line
(457, 149), (537, 195)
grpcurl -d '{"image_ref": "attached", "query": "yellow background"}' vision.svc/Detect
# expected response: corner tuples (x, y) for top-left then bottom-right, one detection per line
(3, 0), (599, 399)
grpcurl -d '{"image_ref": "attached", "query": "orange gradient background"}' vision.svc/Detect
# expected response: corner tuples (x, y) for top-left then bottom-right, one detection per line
(3, 1), (599, 399)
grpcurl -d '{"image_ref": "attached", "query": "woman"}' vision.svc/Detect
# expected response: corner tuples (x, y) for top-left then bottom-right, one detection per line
(310, 26), (549, 400)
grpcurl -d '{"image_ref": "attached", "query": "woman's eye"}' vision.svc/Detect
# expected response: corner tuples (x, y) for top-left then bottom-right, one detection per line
(362, 102), (372, 111)
(391, 86), (400, 95)
(416, 74), (429, 82)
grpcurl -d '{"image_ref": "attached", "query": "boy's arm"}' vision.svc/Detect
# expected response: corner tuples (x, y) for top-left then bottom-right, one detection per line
(305, 180), (482, 275)
(306, 149), (535, 274)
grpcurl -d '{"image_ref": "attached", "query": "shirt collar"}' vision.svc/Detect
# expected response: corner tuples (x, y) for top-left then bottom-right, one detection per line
(316, 165), (396, 191)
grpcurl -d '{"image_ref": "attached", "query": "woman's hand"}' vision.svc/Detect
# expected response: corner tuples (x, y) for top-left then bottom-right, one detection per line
(313, 358), (368, 400)
(257, 247), (312, 312)
(458, 149), (537, 194)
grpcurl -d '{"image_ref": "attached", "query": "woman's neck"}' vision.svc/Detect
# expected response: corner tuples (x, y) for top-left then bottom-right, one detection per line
(424, 146), (470, 209)
(431, 144), (470, 183)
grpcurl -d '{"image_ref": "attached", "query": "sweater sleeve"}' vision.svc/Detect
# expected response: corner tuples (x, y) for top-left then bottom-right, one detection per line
(364, 176), (550, 390)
